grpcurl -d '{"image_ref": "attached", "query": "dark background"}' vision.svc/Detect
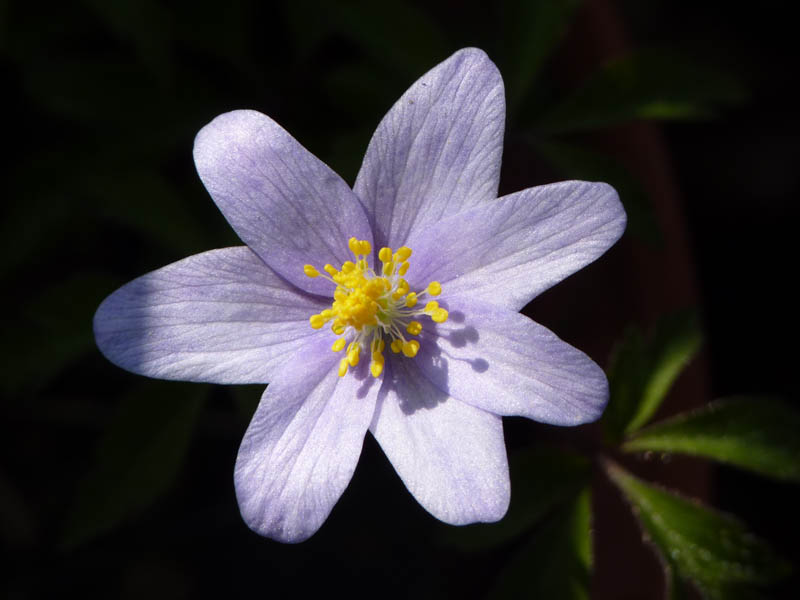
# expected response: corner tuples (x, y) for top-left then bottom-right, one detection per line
(2, 0), (797, 598)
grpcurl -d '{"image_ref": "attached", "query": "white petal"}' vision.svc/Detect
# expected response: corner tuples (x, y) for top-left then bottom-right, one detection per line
(194, 110), (372, 296)
(416, 296), (608, 425)
(370, 358), (509, 525)
(235, 338), (380, 542)
(94, 247), (327, 384)
(406, 180), (626, 311)
(354, 48), (505, 250)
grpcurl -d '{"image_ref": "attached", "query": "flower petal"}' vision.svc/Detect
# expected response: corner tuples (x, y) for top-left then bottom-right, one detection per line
(235, 337), (380, 543)
(416, 296), (608, 425)
(370, 358), (510, 525)
(94, 247), (327, 384)
(353, 48), (505, 250)
(193, 109), (372, 296)
(406, 180), (626, 311)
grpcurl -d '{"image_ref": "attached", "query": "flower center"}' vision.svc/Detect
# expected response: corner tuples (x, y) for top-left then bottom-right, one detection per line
(304, 237), (448, 378)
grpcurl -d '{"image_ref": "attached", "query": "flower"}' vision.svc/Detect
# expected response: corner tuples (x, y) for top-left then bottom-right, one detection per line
(94, 48), (626, 543)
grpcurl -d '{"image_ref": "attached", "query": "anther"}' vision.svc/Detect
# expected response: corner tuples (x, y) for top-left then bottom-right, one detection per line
(378, 247), (393, 263)
(338, 358), (349, 377)
(401, 340), (420, 357)
(431, 308), (449, 323)
(406, 321), (422, 335)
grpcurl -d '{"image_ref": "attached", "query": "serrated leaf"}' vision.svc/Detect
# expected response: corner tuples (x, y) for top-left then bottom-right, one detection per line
(535, 139), (661, 243)
(606, 461), (789, 598)
(537, 48), (747, 134)
(489, 488), (592, 600)
(624, 397), (800, 482)
(602, 308), (703, 441)
(61, 381), (207, 548)
(439, 447), (590, 551)
(500, 0), (581, 116)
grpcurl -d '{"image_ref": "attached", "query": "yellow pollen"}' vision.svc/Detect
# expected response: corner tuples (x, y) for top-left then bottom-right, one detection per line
(305, 238), (448, 378)
(402, 340), (420, 357)
(395, 247), (412, 261)
(379, 247), (393, 263)
(406, 321), (422, 335)
(432, 308), (449, 323)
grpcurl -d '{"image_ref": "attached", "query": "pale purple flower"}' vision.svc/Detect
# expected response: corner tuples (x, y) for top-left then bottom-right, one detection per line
(94, 48), (626, 543)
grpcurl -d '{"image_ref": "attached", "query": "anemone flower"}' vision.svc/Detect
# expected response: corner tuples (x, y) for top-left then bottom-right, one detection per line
(94, 48), (626, 543)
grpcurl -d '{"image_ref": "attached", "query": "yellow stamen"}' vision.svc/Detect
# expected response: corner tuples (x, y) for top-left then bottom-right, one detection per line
(379, 247), (393, 263)
(395, 247), (412, 261)
(306, 238), (450, 378)
(431, 308), (449, 323)
(402, 340), (420, 357)
(338, 358), (349, 377)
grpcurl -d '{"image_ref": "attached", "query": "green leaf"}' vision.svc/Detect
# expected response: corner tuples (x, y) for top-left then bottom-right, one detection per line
(535, 139), (661, 243)
(602, 309), (703, 442)
(61, 381), (207, 548)
(500, 0), (581, 116)
(489, 488), (592, 600)
(439, 447), (590, 550)
(537, 48), (747, 134)
(288, 0), (449, 79)
(606, 461), (789, 598)
(0, 272), (122, 394)
(624, 397), (800, 481)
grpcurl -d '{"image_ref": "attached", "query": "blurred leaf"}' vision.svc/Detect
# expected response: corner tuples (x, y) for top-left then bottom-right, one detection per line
(0, 468), (37, 547)
(624, 397), (800, 481)
(606, 461), (789, 598)
(80, 0), (174, 81)
(668, 570), (692, 600)
(537, 48), (747, 134)
(489, 488), (592, 600)
(0, 272), (121, 394)
(61, 381), (207, 549)
(535, 139), (661, 243)
(439, 447), (590, 551)
(230, 384), (262, 422)
(290, 0), (450, 78)
(602, 308), (703, 442)
(85, 169), (214, 256)
(501, 0), (581, 117)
